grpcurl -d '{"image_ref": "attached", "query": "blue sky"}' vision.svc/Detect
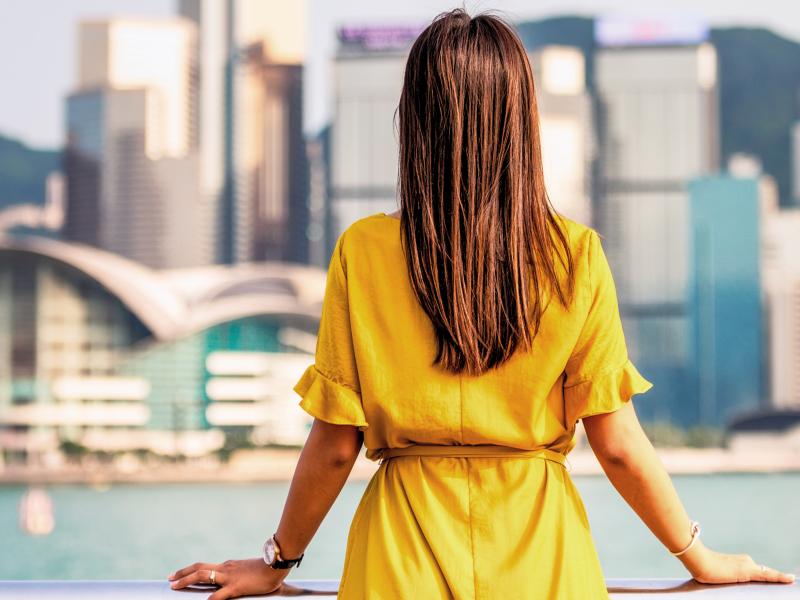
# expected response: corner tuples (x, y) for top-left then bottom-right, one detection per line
(2, 0), (799, 149)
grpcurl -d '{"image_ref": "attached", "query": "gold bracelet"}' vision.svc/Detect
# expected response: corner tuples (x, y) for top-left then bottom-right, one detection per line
(670, 520), (701, 556)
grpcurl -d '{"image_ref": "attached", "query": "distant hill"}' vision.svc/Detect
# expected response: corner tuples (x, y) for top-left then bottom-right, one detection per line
(711, 27), (800, 207)
(0, 134), (60, 210)
(517, 16), (800, 207)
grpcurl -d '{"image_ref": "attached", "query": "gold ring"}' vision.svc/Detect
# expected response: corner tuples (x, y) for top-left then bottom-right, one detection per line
(210, 569), (216, 584)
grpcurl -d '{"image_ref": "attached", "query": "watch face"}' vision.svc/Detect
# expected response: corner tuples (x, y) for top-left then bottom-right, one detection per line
(263, 538), (276, 564)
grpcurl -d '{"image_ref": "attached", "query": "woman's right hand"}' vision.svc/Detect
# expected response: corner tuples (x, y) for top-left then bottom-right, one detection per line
(681, 542), (796, 585)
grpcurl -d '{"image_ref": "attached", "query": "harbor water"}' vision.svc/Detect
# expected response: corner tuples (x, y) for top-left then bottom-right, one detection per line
(1, 473), (798, 581)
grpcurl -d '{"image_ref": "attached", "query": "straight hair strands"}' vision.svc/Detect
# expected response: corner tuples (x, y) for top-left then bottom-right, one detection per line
(396, 8), (576, 375)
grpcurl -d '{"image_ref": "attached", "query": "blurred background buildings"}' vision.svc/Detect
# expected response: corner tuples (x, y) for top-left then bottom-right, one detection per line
(1, 2), (800, 466)
(594, 20), (720, 427)
(64, 18), (203, 268)
(179, 0), (308, 265)
(0, 234), (326, 461)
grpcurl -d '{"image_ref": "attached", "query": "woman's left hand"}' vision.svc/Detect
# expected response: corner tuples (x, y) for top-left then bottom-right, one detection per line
(168, 558), (288, 599)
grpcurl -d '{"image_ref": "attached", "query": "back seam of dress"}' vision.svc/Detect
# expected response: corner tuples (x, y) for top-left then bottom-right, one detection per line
(458, 372), (464, 444)
(466, 459), (478, 600)
(458, 372), (478, 599)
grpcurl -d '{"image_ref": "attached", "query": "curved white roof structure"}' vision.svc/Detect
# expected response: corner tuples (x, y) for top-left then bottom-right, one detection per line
(0, 235), (327, 341)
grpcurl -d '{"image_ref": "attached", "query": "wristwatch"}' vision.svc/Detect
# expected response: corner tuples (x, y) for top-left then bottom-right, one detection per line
(262, 533), (304, 570)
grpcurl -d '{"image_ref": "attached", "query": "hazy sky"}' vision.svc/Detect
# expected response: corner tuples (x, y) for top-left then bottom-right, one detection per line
(1, 0), (798, 149)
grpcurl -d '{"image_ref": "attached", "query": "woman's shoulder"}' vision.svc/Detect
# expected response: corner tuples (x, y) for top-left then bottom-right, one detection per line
(338, 212), (397, 252)
(551, 213), (600, 264)
(345, 212), (394, 234)
(330, 213), (398, 272)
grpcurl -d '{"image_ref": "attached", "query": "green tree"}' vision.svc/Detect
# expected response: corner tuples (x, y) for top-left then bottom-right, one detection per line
(216, 429), (256, 463)
(685, 426), (726, 448)
(59, 439), (89, 462)
(641, 421), (687, 447)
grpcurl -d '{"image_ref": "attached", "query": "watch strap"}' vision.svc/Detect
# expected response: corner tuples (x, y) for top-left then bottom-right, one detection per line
(271, 554), (304, 569)
(267, 533), (304, 570)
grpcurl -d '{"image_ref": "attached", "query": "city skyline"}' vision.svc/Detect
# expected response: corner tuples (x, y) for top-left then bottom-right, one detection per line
(0, 1), (796, 492)
(2, 0), (800, 149)
(0, 1), (798, 453)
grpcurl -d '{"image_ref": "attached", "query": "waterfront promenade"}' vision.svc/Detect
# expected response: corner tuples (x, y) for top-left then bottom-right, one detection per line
(2, 445), (799, 485)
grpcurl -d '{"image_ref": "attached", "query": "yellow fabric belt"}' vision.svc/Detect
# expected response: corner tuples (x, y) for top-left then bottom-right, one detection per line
(377, 444), (568, 468)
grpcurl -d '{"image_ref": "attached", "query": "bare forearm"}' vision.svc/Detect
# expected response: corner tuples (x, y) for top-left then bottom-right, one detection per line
(584, 404), (794, 585)
(602, 445), (797, 585)
(595, 428), (707, 572)
(273, 424), (362, 559)
(167, 422), (361, 596)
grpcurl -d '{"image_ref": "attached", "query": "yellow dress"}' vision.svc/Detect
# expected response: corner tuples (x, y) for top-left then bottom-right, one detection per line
(293, 212), (653, 599)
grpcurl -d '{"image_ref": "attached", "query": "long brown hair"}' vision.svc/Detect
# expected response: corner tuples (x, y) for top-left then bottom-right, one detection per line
(396, 8), (575, 375)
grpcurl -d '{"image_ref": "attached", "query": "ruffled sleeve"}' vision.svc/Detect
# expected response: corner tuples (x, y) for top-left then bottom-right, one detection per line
(293, 230), (368, 430)
(294, 364), (368, 429)
(563, 230), (653, 426)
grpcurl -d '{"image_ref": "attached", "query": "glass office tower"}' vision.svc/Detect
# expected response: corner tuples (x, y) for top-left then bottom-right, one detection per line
(688, 176), (762, 426)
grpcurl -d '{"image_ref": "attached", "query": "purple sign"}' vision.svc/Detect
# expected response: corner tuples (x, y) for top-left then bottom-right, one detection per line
(338, 25), (426, 51)
(595, 14), (709, 47)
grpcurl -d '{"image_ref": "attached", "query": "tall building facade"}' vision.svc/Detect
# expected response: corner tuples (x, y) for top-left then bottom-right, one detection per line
(306, 125), (333, 266)
(792, 121), (800, 206)
(178, 0), (308, 265)
(63, 18), (208, 269)
(175, 0), (228, 265)
(688, 177), (762, 426)
(330, 26), (418, 241)
(594, 16), (720, 425)
(761, 206), (800, 409)
(230, 42), (308, 263)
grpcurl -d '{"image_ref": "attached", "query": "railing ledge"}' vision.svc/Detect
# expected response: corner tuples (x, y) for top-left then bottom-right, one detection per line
(0, 578), (796, 598)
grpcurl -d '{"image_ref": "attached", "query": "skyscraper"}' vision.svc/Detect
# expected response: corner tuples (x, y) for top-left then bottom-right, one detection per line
(792, 121), (800, 206)
(330, 25), (420, 240)
(688, 176), (762, 427)
(178, 0), (308, 264)
(76, 19), (197, 159)
(306, 125), (332, 267)
(761, 206), (800, 409)
(176, 0), (228, 264)
(63, 18), (206, 268)
(594, 15), (720, 425)
(230, 41), (308, 263)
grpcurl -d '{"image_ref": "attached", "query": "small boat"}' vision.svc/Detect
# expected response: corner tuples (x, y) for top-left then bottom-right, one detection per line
(19, 486), (55, 535)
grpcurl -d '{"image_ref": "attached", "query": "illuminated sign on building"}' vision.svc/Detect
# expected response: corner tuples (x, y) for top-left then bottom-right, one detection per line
(595, 14), (709, 47)
(338, 25), (425, 51)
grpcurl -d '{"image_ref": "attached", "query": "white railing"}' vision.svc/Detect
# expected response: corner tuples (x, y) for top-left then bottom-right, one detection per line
(0, 579), (796, 598)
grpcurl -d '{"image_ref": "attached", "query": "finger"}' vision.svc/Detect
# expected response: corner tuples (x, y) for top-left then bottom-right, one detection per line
(752, 564), (796, 584)
(170, 568), (216, 590)
(169, 562), (217, 581)
(208, 587), (236, 600)
(212, 569), (227, 586)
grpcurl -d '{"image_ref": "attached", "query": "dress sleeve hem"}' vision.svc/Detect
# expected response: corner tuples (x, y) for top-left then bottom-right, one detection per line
(293, 364), (369, 430)
(564, 358), (653, 426)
